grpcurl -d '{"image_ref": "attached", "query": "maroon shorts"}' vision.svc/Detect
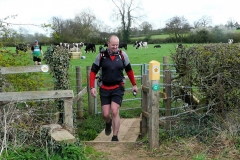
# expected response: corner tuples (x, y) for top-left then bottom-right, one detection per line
(99, 86), (124, 106)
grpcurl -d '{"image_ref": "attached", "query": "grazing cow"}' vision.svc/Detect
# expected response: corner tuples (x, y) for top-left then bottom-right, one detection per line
(83, 42), (88, 46)
(73, 42), (84, 51)
(133, 41), (140, 47)
(16, 44), (28, 53)
(119, 42), (127, 50)
(60, 42), (68, 49)
(142, 42), (148, 49)
(134, 41), (148, 49)
(133, 41), (142, 47)
(154, 45), (161, 48)
(70, 46), (78, 52)
(176, 43), (183, 49)
(103, 43), (108, 47)
(85, 43), (96, 53)
(67, 43), (75, 51)
(228, 39), (233, 44)
(99, 46), (105, 52)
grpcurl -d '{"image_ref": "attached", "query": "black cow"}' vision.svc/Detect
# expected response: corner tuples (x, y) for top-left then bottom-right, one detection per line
(16, 44), (28, 53)
(154, 45), (161, 48)
(85, 43), (96, 53)
(99, 46), (105, 52)
(119, 42), (127, 50)
(103, 43), (108, 47)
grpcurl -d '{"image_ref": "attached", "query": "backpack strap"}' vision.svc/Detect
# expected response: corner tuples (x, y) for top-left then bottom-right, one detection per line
(99, 49), (125, 66)
(99, 49), (108, 66)
(118, 50), (124, 62)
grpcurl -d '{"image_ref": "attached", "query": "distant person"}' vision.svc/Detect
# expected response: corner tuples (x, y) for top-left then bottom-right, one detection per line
(89, 35), (138, 141)
(31, 40), (43, 65)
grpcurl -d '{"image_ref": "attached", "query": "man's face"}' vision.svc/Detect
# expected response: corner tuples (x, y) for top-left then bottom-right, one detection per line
(108, 37), (119, 53)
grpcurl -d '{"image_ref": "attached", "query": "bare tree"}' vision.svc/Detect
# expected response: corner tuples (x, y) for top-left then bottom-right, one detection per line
(197, 15), (212, 27)
(74, 9), (100, 42)
(226, 18), (236, 29)
(193, 21), (201, 28)
(0, 16), (18, 47)
(111, 0), (144, 42)
(164, 16), (191, 42)
(234, 22), (240, 28)
(139, 21), (152, 34)
(50, 16), (65, 42)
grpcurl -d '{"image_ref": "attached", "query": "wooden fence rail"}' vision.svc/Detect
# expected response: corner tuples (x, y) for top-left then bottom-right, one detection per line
(0, 65), (75, 132)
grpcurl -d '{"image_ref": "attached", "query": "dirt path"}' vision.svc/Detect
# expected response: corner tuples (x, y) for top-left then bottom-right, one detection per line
(85, 142), (160, 160)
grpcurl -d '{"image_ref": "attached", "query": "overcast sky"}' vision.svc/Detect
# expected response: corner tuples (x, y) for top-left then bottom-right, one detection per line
(1, 0), (239, 35)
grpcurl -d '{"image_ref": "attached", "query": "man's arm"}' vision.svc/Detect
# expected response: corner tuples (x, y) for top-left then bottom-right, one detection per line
(125, 64), (138, 93)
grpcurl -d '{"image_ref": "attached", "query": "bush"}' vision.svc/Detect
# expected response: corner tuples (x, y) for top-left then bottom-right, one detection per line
(78, 114), (105, 141)
(171, 43), (240, 113)
(1, 143), (88, 160)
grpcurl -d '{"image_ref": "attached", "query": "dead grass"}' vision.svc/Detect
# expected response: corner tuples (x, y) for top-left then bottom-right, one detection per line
(86, 136), (240, 160)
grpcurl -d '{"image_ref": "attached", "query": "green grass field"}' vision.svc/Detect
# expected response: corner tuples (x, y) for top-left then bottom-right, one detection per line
(67, 43), (178, 112)
(5, 43), (182, 113)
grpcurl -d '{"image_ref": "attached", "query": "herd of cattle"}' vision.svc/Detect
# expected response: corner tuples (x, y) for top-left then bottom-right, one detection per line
(15, 39), (235, 54)
(53, 41), (152, 53)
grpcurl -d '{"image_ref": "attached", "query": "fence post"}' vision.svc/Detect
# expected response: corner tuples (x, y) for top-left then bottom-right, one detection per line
(86, 66), (94, 115)
(0, 67), (2, 92)
(64, 97), (73, 133)
(141, 74), (148, 137)
(163, 56), (168, 92)
(148, 60), (160, 149)
(165, 70), (172, 130)
(76, 66), (83, 119)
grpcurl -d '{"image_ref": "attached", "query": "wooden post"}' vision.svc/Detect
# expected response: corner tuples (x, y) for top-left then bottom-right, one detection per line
(163, 56), (168, 92)
(163, 56), (168, 120)
(165, 70), (172, 130)
(0, 67), (2, 92)
(141, 74), (148, 136)
(148, 60), (160, 149)
(76, 66), (83, 119)
(64, 97), (74, 133)
(86, 66), (94, 115)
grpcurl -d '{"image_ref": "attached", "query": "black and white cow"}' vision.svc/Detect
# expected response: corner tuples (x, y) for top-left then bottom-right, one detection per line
(73, 42), (84, 52)
(176, 43), (183, 49)
(85, 43), (96, 53)
(134, 41), (148, 49)
(154, 45), (161, 48)
(133, 41), (139, 47)
(228, 39), (233, 44)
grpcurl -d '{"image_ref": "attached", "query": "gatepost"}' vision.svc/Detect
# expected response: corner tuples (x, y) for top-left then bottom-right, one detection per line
(148, 60), (160, 149)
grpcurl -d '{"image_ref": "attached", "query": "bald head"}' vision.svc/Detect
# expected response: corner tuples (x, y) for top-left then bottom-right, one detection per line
(108, 35), (119, 43)
(108, 35), (119, 53)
